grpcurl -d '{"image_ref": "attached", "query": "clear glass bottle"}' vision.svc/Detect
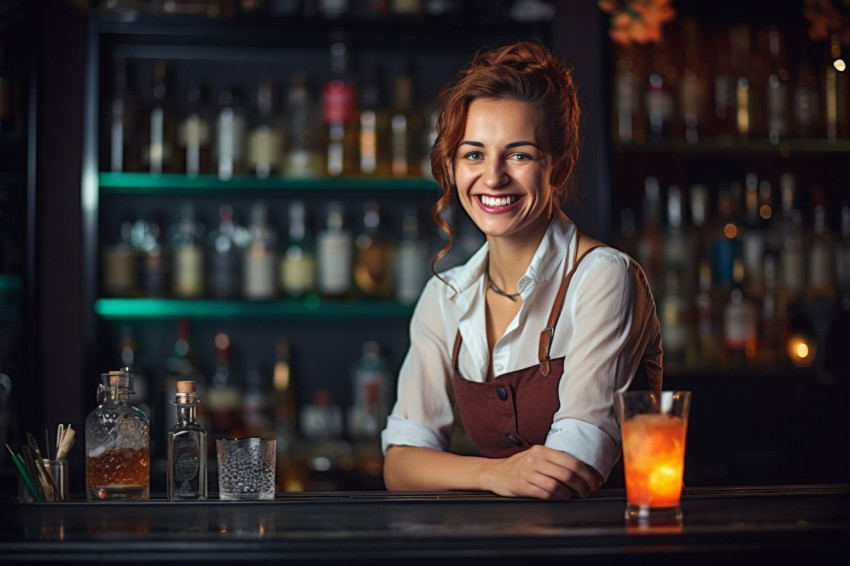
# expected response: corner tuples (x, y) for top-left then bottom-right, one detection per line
(208, 203), (244, 299)
(169, 203), (206, 298)
(389, 66), (425, 178)
(317, 201), (353, 299)
(353, 200), (395, 299)
(322, 42), (359, 177)
(280, 200), (317, 299)
(142, 60), (178, 174)
(178, 81), (213, 176)
(243, 200), (278, 300)
(248, 79), (284, 179)
(395, 207), (429, 305)
(215, 86), (248, 180)
(167, 380), (207, 501)
(85, 368), (150, 500)
(283, 73), (324, 178)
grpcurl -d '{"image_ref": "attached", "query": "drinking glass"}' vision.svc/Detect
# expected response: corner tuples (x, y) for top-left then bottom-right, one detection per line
(617, 390), (692, 525)
(216, 438), (276, 501)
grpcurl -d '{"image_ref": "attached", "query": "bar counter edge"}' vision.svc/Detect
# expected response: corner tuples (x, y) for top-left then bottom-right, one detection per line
(1, 484), (848, 564)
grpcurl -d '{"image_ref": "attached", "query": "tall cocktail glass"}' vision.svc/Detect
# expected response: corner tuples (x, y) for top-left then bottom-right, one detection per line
(617, 390), (691, 525)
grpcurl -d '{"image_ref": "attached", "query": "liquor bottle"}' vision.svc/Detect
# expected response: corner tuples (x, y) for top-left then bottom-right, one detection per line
(167, 380), (208, 501)
(759, 252), (785, 367)
(322, 42), (359, 177)
(283, 73), (324, 178)
(300, 389), (350, 491)
(637, 176), (662, 296)
(741, 173), (767, 297)
(694, 258), (720, 367)
(242, 359), (274, 438)
(808, 188), (836, 302)
(713, 28), (736, 138)
(389, 66), (425, 178)
(279, 200), (317, 299)
(731, 25), (753, 139)
(662, 184), (691, 297)
(162, 319), (206, 436)
(395, 207), (430, 304)
(711, 186), (742, 292)
(347, 341), (391, 479)
(206, 332), (245, 444)
(825, 33), (849, 140)
(135, 213), (171, 298)
(178, 81), (213, 176)
(85, 368), (150, 500)
(613, 44), (644, 144)
(688, 183), (711, 274)
(142, 61), (178, 174)
(358, 64), (391, 177)
(644, 43), (676, 140)
(102, 215), (137, 297)
(793, 41), (820, 139)
(215, 86), (248, 180)
(723, 256), (757, 367)
(660, 269), (689, 372)
(679, 18), (707, 144)
(766, 26), (790, 145)
(208, 203), (243, 299)
(836, 200), (850, 309)
(169, 204), (206, 298)
(108, 57), (139, 172)
(778, 174), (805, 304)
(243, 201), (278, 300)
(317, 201), (353, 298)
(353, 200), (396, 299)
(248, 79), (284, 179)
(273, 339), (308, 492)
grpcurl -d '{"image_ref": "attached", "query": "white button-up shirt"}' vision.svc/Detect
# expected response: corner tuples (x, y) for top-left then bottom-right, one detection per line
(381, 215), (663, 479)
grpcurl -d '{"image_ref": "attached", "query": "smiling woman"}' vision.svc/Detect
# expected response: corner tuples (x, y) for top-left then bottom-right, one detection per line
(380, 41), (663, 501)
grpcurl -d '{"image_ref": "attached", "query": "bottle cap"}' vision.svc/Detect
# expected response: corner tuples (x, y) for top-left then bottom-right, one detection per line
(177, 381), (196, 393)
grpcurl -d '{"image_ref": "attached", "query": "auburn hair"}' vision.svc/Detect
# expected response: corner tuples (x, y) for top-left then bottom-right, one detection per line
(429, 40), (581, 275)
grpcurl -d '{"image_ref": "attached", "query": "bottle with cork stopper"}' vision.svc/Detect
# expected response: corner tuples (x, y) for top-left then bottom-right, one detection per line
(167, 380), (208, 500)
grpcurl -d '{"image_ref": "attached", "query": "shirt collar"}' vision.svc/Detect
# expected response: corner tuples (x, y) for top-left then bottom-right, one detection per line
(441, 214), (578, 305)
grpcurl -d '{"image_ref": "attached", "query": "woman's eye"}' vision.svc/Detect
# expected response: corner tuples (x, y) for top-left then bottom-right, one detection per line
(463, 151), (483, 161)
(509, 153), (531, 161)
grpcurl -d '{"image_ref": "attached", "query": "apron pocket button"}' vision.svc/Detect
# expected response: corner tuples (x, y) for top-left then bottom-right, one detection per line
(496, 386), (508, 401)
(506, 433), (521, 446)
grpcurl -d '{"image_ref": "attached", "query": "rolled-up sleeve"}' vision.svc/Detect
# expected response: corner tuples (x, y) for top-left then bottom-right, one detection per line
(546, 252), (660, 479)
(381, 277), (457, 454)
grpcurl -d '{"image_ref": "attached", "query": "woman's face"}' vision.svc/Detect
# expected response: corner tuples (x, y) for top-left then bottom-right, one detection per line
(451, 97), (554, 245)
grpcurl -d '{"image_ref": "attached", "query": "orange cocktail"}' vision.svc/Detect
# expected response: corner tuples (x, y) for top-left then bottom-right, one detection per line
(618, 390), (691, 525)
(622, 413), (687, 508)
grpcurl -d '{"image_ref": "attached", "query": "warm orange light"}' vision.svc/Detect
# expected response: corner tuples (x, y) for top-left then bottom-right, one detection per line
(787, 334), (817, 368)
(622, 415), (687, 508)
(835, 58), (846, 72)
(723, 222), (738, 239)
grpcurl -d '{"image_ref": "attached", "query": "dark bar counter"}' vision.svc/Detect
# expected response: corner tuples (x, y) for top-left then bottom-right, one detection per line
(1, 485), (848, 565)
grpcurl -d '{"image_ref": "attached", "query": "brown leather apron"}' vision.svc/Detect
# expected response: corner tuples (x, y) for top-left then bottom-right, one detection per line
(451, 242), (651, 459)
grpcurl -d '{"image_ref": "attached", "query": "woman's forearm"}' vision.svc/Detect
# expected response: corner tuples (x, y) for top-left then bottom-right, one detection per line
(383, 445), (496, 492)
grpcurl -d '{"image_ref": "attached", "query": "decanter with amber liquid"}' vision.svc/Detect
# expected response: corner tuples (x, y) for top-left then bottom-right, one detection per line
(85, 368), (150, 500)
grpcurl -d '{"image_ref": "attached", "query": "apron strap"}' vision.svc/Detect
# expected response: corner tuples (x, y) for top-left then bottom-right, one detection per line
(450, 231), (606, 378)
(538, 233), (605, 376)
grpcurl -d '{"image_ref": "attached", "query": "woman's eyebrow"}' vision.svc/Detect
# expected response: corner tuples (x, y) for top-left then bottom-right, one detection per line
(458, 140), (541, 149)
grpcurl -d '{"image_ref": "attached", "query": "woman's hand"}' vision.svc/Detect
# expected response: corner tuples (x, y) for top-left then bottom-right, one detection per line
(483, 445), (604, 500)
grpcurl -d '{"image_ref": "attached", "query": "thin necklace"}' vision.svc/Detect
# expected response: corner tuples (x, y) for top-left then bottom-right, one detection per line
(487, 271), (521, 301)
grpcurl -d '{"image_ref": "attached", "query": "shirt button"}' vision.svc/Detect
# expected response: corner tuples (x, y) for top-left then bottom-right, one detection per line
(495, 363), (504, 373)
(496, 387), (508, 401)
(506, 434), (521, 446)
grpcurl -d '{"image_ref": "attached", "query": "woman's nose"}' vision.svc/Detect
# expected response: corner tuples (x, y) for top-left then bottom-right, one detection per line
(483, 161), (508, 188)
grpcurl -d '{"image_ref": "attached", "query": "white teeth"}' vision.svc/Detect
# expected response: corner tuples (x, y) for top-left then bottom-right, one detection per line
(480, 195), (518, 207)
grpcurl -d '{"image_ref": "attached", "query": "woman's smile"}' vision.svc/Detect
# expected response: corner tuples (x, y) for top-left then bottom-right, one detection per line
(453, 97), (553, 242)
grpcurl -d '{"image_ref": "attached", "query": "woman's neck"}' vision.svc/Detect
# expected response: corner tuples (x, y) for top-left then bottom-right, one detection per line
(486, 217), (551, 293)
